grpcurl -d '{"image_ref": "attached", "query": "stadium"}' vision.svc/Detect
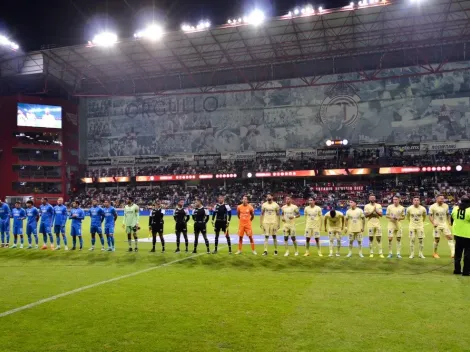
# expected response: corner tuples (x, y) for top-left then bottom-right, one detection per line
(1, 0), (470, 350)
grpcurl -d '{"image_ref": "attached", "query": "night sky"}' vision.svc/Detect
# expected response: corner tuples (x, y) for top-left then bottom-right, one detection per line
(1, 0), (345, 51)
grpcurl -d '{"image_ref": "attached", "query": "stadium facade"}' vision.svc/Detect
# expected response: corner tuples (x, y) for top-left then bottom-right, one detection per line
(1, 0), (470, 198)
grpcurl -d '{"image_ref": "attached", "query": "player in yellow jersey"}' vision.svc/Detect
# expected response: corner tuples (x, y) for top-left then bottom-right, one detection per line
(260, 194), (280, 256)
(281, 196), (300, 256)
(324, 209), (344, 257)
(303, 198), (323, 257)
(345, 200), (365, 258)
(429, 195), (454, 259)
(406, 197), (427, 259)
(385, 196), (405, 258)
(364, 195), (384, 258)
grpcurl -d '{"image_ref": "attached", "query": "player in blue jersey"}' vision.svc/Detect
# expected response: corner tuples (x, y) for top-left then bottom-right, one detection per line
(0, 199), (12, 248)
(39, 198), (55, 250)
(70, 201), (85, 250)
(89, 200), (105, 251)
(53, 197), (69, 251)
(25, 200), (39, 249)
(11, 202), (26, 249)
(103, 200), (118, 251)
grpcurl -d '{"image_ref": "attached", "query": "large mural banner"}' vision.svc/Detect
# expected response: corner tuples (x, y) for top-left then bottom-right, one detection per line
(82, 62), (470, 158)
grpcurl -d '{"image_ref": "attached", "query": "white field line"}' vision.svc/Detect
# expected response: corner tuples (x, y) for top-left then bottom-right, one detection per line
(0, 249), (217, 319)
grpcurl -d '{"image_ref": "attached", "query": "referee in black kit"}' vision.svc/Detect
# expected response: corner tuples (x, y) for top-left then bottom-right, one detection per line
(451, 195), (470, 276)
(211, 195), (232, 254)
(192, 199), (210, 254)
(148, 200), (165, 253)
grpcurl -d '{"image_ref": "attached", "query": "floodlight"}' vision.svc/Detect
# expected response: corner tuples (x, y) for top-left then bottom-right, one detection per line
(342, 139), (349, 145)
(134, 24), (163, 41)
(0, 35), (19, 50)
(247, 172), (253, 178)
(246, 9), (265, 26)
(326, 140), (332, 146)
(456, 165), (463, 172)
(294, 8), (300, 15)
(92, 32), (118, 47)
(350, 2), (355, 6)
(301, 7), (306, 14)
(318, 6), (324, 12)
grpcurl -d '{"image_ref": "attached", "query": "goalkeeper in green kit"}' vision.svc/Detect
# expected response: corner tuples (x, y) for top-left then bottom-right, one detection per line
(122, 198), (140, 252)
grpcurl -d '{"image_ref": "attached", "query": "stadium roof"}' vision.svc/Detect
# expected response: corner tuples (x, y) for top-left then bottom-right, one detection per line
(1, 0), (470, 97)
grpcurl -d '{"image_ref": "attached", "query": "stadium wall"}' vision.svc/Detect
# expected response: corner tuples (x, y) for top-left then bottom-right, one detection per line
(80, 61), (470, 159)
(0, 95), (78, 200)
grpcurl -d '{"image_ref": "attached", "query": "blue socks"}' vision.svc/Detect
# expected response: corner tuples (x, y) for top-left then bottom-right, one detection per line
(0, 233), (4, 244)
(34, 235), (38, 245)
(56, 235), (61, 246)
(99, 235), (105, 246)
(91, 236), (96, 246)
(42, 234), (47, 243)
(79, 237), (83, 249)
(62, 235), (68, 246)
(6, 234), (10, 244)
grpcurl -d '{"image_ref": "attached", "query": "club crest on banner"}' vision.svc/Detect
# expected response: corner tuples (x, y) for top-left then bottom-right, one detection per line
(317, 81), (361, 130)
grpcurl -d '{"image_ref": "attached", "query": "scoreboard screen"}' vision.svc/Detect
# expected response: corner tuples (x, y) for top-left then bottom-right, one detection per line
(17, 103), (62, 129)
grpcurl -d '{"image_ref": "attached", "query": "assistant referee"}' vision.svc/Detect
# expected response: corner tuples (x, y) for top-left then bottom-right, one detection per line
(451, 196), (470, 276)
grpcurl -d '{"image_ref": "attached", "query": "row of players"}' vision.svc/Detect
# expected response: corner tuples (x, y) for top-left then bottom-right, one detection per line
(0, 194), (455, 259)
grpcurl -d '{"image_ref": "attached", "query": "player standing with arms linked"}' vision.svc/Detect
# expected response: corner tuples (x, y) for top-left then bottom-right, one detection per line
(260, 193), (280, 256)
(70, 201), (85, 250)
(236, 196), (257, 255)
(429, 195), (455, 258)
(53, 198), (68, 251)
(212, 195), (232, 254)
(39, 198), (55, 250)
(174, 199), (190, 253)
(281, 196), (300, 256)
(304, 198), (323, 257)
(25, 200), (39, 249)
(324, 209), (344, 257)
(122, 198), (140, 252)
(11, 202), (26, 249)
(0, 199), (11, 248)
(386, 196), (405, 258)
(451, 195), (470, 276)
(149, 200), (165, 253)
(406, 197), (427, 259)
(103, 200), (117, 251)
(345, 200), (365, 258)
(192, 199), (210, 254)
(364, 195), (384, 258)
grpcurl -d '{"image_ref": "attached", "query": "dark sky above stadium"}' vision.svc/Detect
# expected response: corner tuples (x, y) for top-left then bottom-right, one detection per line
(2, 0), (345, 51)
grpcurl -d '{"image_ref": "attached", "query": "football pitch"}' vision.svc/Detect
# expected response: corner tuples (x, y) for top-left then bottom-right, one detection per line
(0, 216), (469, 352)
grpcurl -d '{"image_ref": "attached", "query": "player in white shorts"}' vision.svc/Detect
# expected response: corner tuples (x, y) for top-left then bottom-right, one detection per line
(429, 195), (454, 259)
(406, 197), (427, 259)
(364, 195), (384, 258)
(303, 198), (323, 257)
(385, 196), (405, 259)
(345, 200), (365, 258)
(260, 194), (280, 256)
(324, 209), (344, 257)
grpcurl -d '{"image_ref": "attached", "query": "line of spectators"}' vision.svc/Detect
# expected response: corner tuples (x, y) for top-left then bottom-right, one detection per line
(73, 175), (470, 210)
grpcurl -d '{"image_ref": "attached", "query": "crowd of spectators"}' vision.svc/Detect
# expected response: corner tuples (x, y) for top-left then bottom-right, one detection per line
(73, 174), (470, 210)
(84, 150), (470, 178)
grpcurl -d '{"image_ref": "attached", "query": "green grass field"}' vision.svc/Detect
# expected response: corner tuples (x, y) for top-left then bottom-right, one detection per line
(0, 216), (469, 352)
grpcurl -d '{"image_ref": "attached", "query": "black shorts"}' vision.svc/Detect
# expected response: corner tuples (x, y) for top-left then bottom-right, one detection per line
(214, 220), (227, 232)
(175, 223), (187, 233)
(194, 223), (207, 233)
(151, 224), (164, 234)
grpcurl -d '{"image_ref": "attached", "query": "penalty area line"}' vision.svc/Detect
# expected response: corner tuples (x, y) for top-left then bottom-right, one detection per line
(0, 250), (214, 319)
